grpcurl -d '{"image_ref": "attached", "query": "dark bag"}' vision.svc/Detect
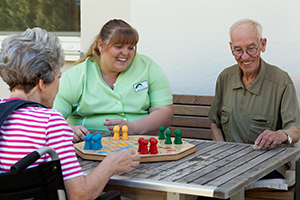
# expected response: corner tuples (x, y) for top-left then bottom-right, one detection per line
(0, 99), (46, 126)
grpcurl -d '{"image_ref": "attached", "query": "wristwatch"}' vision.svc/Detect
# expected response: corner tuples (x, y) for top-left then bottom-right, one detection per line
(282, 130), (292, 145)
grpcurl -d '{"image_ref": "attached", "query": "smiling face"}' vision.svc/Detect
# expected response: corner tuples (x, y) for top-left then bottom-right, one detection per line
(230, 24), (266, 75)
(98, 40), (136, 75)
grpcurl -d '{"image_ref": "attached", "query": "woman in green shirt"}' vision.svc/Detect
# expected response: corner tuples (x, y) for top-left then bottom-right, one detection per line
(53, 19), (173, 142)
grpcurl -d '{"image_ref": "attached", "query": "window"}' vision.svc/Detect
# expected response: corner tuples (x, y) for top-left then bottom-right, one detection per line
(0, 0), (81, 61)
(0, 0), (80, 34)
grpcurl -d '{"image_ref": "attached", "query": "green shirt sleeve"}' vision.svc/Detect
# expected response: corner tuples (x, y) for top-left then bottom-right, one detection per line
(147, 58), (173, 107)
(53, 63), (85, 119)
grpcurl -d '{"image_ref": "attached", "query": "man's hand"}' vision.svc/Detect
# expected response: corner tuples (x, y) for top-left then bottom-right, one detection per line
(254, 129), (287, 150)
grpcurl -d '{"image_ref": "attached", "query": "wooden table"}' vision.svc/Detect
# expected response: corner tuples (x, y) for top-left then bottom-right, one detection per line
(78, 139), (300, 200)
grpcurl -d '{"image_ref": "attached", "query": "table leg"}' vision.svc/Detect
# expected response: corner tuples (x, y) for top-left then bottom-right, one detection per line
(296, 158), (300, 200)
(230, 189), (244, 200)
(167, 192), (185, 200)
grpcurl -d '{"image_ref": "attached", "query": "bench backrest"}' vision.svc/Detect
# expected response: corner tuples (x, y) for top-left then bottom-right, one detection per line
(169, 94), (214, 140)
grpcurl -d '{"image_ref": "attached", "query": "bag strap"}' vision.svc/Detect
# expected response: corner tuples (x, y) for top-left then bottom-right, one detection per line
(0, 99), (46, 126)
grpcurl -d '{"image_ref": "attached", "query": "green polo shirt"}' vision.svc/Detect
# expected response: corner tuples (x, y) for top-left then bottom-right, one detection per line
(53, 53), (173, 134)
(208, 59), (300, 144)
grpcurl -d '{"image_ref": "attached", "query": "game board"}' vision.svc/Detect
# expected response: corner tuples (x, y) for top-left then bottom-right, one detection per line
(74, 135), (196, 162)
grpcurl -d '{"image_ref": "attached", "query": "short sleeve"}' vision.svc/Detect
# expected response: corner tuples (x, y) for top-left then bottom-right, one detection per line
(46, 110), (83, 180)
(148, 59), (173, 107)
(281, 79), (300, 130)
(208, 75), (222, 129)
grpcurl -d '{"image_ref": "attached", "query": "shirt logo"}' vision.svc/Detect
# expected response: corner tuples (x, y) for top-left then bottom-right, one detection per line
(133, 81), (148, 92)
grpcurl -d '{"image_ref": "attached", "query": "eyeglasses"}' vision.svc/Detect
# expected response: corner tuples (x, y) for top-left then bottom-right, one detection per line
(231, 39), (262, 57)
(232, 47), (258, 57)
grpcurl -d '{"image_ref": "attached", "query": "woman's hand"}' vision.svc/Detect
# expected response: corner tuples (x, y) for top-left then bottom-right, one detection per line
(69, 124), (90, 143)
(103, 118), (128, 136)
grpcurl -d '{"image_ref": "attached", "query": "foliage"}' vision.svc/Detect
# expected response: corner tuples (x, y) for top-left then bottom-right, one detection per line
(0, 0), (80, 31)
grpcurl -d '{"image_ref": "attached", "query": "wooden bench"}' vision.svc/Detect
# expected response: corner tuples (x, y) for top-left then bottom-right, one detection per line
(169, 94), (214, 140)
(169, 94), (296, 200)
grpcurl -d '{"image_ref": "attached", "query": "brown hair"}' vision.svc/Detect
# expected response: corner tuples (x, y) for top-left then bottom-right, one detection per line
(75, 19), (139, 65)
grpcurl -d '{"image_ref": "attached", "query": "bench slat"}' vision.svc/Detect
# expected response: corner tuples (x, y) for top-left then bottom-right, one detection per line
(174, 105), (210, 116)
(173, 94), (214, 106)
(169, 127), (212, 140)
(172, 116), (211, 128)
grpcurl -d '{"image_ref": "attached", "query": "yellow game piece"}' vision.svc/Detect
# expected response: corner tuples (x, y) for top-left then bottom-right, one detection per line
(253, 144), (258, 150)
(122, 125), (129, 140)
(113, 125), (120, 140)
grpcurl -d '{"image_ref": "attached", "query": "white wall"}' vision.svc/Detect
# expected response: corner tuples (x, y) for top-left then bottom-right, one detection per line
(82, 0), (300, 96)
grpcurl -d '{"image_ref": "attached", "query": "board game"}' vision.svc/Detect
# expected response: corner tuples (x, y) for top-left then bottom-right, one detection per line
(74, 135), (196, 163)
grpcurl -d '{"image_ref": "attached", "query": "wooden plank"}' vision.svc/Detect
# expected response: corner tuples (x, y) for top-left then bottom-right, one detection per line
(122, 142), (227, 180)
(156, 143), (248, 182)
(172, 116), (211, 128)
(188, 147), (266, 185)
(245, 186), (295, 200)
(104, 185), (197, 200)
(173, 94), (214, 105)
(173, 105), (210, 116)
(173, 143), (256, 184)
(213, 148), (300, 199)
(104, 184), (167, 200)
(169, 127), (212, 140)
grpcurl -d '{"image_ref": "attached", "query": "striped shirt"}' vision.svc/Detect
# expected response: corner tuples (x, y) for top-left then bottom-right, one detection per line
(0, 98), (83, 180)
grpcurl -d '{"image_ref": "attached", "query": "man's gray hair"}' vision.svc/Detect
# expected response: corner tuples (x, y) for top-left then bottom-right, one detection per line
(0, 27), (64, 93)
(229, 19), (263, 42)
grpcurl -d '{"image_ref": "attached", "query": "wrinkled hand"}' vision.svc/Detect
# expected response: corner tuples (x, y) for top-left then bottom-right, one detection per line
(103, 118), (128, 136)
(254, 129), (285, 150)
(70, 125), (89, 143)
(105, 149), (140, 174)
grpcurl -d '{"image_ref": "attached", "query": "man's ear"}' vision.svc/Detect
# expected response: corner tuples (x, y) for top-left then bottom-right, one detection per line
(261, 38), (267, 53)
(229, 42), (233, 54)
(38, 79), (46, 93)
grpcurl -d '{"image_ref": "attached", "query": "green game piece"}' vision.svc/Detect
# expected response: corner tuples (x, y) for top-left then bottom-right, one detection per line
(164, 129), (172, 144)
(158, 126), (165, 140)
(174, 129), (182, 144)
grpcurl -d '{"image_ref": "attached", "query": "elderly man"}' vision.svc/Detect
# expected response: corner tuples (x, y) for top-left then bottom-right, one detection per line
(208, 19), (300, 179)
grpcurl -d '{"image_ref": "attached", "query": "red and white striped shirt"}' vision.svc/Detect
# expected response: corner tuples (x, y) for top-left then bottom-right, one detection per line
(0, 98), (83, 180)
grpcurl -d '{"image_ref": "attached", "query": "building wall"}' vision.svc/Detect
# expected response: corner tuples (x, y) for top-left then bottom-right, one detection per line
(82, 0), (300, 96)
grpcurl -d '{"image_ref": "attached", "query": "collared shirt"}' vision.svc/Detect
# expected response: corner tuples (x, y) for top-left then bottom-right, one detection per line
(53, 53), (173, 134)
(208, 59), (300, 144)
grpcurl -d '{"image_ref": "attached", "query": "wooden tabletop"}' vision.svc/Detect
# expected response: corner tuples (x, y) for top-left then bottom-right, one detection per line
(78, 139), (300, 199)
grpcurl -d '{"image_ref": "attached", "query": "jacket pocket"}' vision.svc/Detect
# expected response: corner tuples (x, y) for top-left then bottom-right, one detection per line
(249, 115), (272, 143)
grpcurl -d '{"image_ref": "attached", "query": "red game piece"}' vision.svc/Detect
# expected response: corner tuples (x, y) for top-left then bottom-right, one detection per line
(149, 137), (158, 154)
(138, 137), (144, 152)
(140, 139), (149, 154)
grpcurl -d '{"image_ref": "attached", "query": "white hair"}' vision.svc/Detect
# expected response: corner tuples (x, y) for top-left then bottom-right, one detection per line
(229, 19), (263, 42)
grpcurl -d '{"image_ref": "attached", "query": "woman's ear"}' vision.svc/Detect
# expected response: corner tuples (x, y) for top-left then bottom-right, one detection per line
(38, 79), (46, 93)
(98, 39), (104, 52)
